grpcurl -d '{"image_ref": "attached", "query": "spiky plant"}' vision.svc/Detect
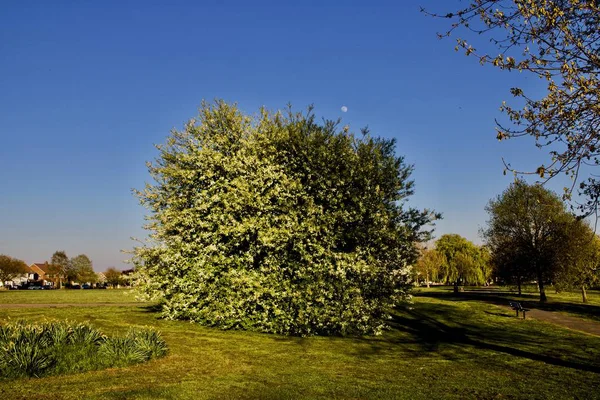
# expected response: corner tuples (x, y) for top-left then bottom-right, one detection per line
(69, 323), (105, 346)
(127, 328), (168, 359)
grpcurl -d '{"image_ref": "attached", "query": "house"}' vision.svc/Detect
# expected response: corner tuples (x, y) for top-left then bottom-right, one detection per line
(3, 263), (48, 288)
(28, 263), (63, 287)
(3, 274), (27, 288)
(28, 263), (48, 283)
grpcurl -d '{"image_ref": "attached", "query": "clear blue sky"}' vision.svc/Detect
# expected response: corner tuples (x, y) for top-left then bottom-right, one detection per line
(0, 0), (557, 270)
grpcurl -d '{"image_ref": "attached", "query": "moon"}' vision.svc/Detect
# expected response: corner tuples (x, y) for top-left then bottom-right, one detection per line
(341, 106), (348, 112)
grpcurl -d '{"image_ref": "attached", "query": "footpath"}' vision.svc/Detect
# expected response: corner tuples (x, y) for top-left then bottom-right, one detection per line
(509, 305), (600, 337)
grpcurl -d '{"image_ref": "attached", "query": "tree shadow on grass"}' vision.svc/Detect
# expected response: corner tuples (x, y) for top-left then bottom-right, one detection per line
(416, 289), (600, 323)
(355, 303), (600, 374)
(139, 304), (163, 314)
(483, 311), (513, 318)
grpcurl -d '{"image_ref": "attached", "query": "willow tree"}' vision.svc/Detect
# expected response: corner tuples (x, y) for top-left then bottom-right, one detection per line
(425, 1), (600, 214)
(133, 101), (438, 336)
(415, 248), (446, 287)
(435, 234), (488, 293)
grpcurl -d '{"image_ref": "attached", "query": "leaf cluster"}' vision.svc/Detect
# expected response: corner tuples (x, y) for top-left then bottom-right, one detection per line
(133, 101), (438, 336)
(0, 255), (28, 283)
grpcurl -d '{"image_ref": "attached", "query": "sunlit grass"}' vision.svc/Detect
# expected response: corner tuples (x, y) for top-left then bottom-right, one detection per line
(0, 289), (598, 399)
(418, 285), (600, 323)
(0, 288), (142, 304)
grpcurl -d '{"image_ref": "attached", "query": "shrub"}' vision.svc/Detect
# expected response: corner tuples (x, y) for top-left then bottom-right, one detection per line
(98, 328), (168, 366)
(98, 337), (149, 365)
(0, 324), (54, 378)
(0, 321), (167, 379)
(68, 323), (105, 346)
(127, 328), (168, 359)
(133, 101), (438, 336)
(42, 321), (71, 345)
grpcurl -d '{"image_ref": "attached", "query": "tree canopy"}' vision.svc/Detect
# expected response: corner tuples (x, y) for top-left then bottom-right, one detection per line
(425, 1), (600, 214)
(50, 250), (69, 288)
(104, 267), (123, 287)
(435, 234), (489, 292)
(554, 218), (600, 302)
(414, 247), (446, 288)
(133, 101), (438, 336)
(0, 255), (28, 283)
(69, 254), (95, 284)
(484, 180), (574, 301)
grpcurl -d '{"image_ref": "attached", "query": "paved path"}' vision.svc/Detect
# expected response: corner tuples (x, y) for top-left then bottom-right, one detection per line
(509, 305), (600, 337)
(445, 290), (600, 337)
(0, 303), (143, 308)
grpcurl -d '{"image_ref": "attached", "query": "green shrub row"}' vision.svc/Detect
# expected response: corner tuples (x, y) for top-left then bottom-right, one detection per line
(0, 320), (168, 378)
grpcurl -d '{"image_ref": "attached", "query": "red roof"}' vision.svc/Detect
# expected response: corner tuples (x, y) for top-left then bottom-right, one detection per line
(34, 263), (50, 273)
(29, 263), (49, 275)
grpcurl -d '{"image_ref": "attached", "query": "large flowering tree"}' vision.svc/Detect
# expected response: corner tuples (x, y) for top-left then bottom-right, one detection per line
(133, 101), (437, 336)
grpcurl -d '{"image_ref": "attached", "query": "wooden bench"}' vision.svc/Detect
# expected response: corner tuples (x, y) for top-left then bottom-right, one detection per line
(509, 301), (530, 319)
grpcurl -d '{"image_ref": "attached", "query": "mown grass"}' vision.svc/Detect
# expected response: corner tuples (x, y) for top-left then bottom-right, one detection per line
(0, 289), (599, 399)
(0, 289), (141, 304)
(420, 285), (600, 323)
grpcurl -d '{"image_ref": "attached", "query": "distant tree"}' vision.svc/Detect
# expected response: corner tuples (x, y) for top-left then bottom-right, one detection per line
(69, 254), (94, 284)
(133, 101), (439, 336)
(415, 248), (446, 288)
(484, 180), (573, 302)
(0, 255), (28, 284)
(77, 267), (98, 285)
(479, 246), (494, 284)
(435, 234), (488, 293)
(425, 1), (600, 215)
(555, 219), (600, 303)
(50, 251), (70, 288)
(96, 272), (107, 285)
(104, 267), (123, 288)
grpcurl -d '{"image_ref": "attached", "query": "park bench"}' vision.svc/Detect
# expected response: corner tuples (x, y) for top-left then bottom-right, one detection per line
(509, 301), (530, 319)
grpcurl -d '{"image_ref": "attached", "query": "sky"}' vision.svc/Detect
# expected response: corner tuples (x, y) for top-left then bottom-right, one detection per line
(0, 0), (565, 270)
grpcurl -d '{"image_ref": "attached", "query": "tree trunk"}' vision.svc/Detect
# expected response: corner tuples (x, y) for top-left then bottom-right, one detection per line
(426, 270), (430, 288)
(537, 274), (547, 302)
(517, 275), (522, 296)
(453, 280), (459, 293)
(582, 286), (588, 303)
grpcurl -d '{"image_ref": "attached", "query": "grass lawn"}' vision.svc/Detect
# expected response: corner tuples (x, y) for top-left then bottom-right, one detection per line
(0, 288), (141, 304)
(0, 289), (599, 399)
(420, 285), (600, 323)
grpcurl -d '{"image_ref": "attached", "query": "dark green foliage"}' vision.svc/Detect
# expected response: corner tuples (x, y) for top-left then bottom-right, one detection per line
(134, 101), (438, 336)
(44, 320), (71, 345)
(68, 254), (96, 284)
(434, 235), (490, 293)
(0, 325), (54, 378)
(484, 180), (577, 301)
(98, 337), (148, 365)
(127, 328), (169, 359)
(68, 322), (106, 346)
(0, 321), (167, 379)
(99, 328), (168, 366)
